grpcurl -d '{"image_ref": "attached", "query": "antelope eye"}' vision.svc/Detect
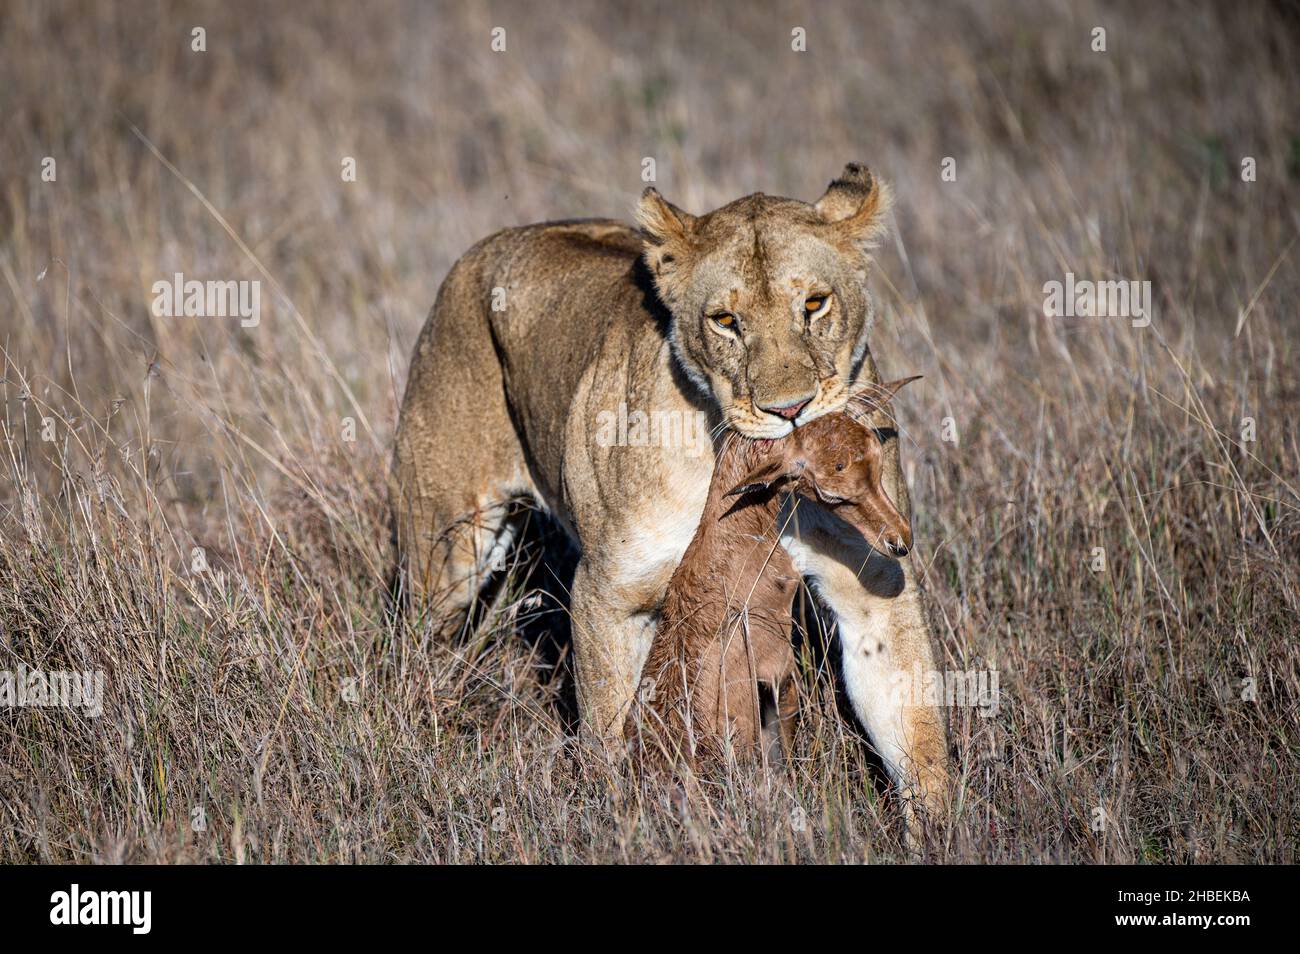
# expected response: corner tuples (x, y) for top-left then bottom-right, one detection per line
(835, 462), (845, 472)
(711, 312), (737, 330)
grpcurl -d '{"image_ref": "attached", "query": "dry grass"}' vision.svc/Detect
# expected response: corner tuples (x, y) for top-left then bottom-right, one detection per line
(0, 0), (1297, 863)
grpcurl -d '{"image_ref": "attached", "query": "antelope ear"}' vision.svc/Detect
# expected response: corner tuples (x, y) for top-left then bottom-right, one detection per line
(814, 163), (892, 247)
(636, 187), (696, 247)
(724, 459), (787, 499)
(850, 374), (922, 415)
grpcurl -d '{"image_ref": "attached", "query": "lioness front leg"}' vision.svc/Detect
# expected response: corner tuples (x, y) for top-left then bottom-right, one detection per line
(782, 506), (950, 814)
(569, 557), (658, 752)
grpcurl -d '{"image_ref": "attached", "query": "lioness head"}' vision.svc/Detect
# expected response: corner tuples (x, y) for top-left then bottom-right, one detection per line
(637, 163), (891, 440)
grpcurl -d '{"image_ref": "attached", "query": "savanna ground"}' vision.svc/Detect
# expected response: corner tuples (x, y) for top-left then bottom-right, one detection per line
(0, 0), (1297, 863)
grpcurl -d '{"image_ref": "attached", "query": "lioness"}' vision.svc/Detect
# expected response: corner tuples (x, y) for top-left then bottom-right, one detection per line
(390, 164), (949, 810)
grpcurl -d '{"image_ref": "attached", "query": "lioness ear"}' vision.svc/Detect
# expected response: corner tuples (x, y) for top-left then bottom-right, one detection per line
(636, 187), (696, 248)
(814, 163), (891, 247)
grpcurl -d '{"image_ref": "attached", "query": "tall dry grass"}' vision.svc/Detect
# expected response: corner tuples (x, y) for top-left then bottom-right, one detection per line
(0, 0), (1296, 862)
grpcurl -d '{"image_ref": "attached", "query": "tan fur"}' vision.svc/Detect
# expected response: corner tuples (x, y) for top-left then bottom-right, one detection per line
(628, 386), (915, 769)
(390, 164), (950, 813)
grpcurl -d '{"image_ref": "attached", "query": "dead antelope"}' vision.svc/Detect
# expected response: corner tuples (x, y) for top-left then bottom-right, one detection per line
(628, 377), (920, 768)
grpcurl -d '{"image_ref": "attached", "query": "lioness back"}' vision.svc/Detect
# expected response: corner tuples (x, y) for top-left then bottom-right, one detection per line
(393, 216), (689, 544)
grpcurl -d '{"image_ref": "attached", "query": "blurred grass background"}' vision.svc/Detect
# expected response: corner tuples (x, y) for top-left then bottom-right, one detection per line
(0, 0), (1296, 862)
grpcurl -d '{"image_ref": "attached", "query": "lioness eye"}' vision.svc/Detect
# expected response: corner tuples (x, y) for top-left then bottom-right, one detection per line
(711, 313), (737, 330)
(804, 295), (829, 317)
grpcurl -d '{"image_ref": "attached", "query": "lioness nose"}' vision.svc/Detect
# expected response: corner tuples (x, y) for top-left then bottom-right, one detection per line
(759, 396), (811, 420)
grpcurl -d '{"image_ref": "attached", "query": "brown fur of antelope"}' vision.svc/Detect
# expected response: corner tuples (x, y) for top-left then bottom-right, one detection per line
(627, 377), (920, 769)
